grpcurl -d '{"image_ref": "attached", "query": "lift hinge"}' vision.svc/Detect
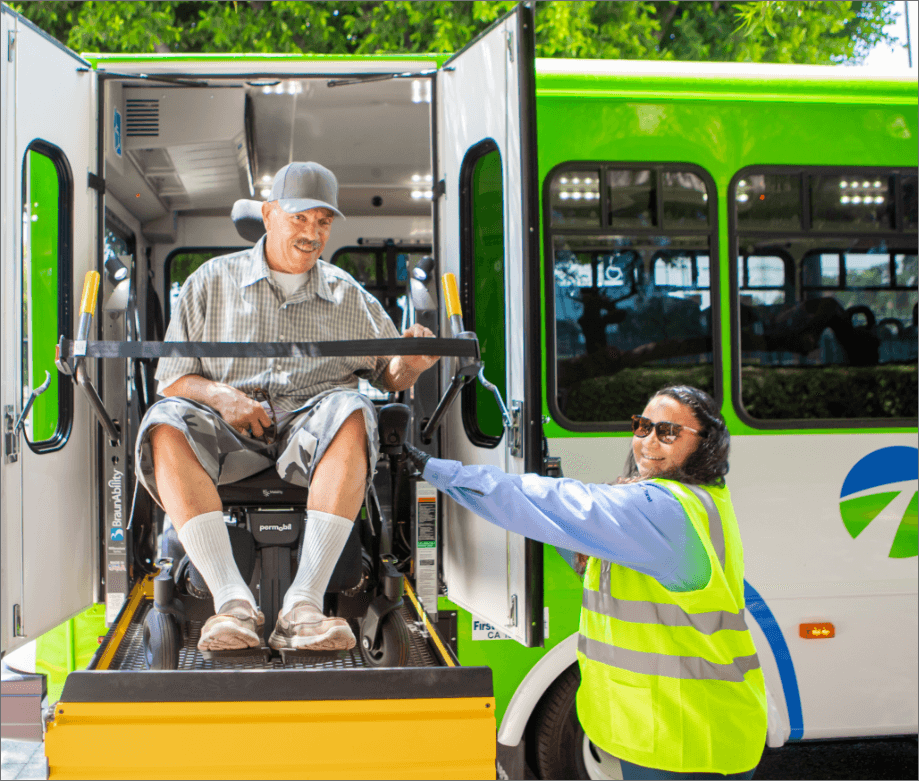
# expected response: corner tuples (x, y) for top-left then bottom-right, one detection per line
(7, 31), (16, 63)
(4, 405), (19, 464)
(506, 594), (518, 628)
(13, 604), (23, 637)
(432, 178), (446, 199)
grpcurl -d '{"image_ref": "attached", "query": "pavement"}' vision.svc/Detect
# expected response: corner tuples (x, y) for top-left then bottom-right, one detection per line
(1, 739), (47, 780)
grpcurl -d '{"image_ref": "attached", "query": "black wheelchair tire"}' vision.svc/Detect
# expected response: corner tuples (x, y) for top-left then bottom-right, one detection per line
(143, 608), (180, 670)
(532, 665), (590, 780)
(359, 609), (410, 668)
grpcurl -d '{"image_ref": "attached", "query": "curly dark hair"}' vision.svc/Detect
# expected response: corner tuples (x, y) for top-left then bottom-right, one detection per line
(622, 384), (730, 487)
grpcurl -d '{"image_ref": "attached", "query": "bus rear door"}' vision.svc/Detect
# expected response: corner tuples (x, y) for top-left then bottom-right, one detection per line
(1, 6), (98, 656)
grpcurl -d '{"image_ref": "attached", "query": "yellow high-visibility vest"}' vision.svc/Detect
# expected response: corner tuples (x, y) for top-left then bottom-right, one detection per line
(576, 479), (767, 775)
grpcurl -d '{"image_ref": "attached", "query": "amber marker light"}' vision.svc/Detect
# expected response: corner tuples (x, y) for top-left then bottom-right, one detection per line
(800, 622), (835, 639)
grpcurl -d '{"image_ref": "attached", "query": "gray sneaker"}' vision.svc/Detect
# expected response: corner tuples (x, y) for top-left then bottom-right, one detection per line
(198, 599), (265, 652)
(269, 600), (356, 651)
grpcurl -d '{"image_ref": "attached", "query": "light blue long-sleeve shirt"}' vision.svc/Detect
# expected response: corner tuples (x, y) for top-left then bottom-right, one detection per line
(422, 458), (712, 592)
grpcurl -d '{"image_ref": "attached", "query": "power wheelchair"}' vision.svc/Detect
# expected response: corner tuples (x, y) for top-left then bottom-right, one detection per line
(143, 401), (414, 669)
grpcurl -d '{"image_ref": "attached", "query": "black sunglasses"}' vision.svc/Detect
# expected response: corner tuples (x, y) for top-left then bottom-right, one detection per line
(631, 414), (701, 445)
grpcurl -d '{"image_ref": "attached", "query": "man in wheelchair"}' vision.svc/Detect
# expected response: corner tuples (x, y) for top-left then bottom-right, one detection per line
(134, 162), (438, 653)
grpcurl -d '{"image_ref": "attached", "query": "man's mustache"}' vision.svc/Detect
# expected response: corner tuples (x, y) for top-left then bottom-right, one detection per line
(294, 240), (322, 252)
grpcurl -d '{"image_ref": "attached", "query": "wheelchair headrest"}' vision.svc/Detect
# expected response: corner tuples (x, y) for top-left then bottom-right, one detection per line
(232, 199), (267, 243)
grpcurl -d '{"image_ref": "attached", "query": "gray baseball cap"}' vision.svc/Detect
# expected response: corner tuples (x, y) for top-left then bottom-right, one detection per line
(267, 161), (345, 219)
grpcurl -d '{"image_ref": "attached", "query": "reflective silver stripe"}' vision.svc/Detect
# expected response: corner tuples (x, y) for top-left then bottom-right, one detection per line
(599, 559), (611, 596)
(684, 484), (726, 570)
(578, 633), (761, 683)
(582, 588), (749, 635)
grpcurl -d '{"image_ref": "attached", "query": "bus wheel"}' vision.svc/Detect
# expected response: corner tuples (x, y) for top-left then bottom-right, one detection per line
(533, 666), (622, 780)
(359, 610), (410, 667)
(143, 609), (180, 670)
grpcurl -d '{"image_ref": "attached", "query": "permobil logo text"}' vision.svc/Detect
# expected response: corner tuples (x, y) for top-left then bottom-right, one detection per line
(259, 524), (293, 533)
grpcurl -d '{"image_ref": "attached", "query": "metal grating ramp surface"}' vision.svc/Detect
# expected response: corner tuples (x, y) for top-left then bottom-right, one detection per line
(108, 601), (440, 671)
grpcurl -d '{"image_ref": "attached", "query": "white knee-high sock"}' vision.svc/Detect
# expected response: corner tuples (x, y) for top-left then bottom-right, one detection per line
(177, 511), (256, 612)
(282, 510), (354, 616)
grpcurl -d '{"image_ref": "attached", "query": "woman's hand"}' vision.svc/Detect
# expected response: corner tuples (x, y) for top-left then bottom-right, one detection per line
(404, 442), (432, 473)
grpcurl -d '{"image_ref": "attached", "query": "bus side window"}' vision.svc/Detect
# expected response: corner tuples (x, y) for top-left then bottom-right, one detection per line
(460, 141), (507, 447)
(21, 142), (73, 451)
(733, 168), (918, 423)
(548, 164), (718, 427)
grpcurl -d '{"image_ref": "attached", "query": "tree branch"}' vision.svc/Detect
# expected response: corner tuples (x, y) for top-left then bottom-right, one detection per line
(657, 2), (681, 44)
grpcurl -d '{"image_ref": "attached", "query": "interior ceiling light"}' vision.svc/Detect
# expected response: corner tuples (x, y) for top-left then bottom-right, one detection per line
(260, 187), (271, 198)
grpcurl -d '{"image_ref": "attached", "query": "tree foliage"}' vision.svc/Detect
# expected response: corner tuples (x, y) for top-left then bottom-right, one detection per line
(9, 1), (900, 64)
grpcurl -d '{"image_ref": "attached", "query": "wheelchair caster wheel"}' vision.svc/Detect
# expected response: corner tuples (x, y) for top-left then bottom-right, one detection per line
(359, 609), (410, 668)
(143, 608), (180, 670)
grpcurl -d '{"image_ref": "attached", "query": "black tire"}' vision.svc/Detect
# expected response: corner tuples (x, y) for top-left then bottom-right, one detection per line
(532, 665), (590, 779)
(532, 666), (624, 780)
(359, 609), (410, 667)
(143, 609), (180, 670)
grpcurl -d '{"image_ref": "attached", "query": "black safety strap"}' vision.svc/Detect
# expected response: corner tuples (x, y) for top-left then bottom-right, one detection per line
(58, 337), (478, 361)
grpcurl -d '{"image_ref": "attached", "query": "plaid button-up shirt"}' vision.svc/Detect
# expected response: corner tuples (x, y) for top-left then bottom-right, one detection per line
(155, 237), (400, 411)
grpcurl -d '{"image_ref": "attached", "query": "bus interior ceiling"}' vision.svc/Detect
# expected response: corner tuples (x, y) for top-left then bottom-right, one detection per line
(104, 75), (434, 292)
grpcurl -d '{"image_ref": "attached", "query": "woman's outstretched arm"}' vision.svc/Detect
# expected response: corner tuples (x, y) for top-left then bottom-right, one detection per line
(417, 454), (711, 590)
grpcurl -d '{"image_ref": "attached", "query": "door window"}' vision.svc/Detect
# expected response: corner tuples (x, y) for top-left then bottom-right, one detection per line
(21, 142), (73, 450)
(460, 141), (506, 446)
(733, 167), (917, 423)
(547, 163), (718, 428)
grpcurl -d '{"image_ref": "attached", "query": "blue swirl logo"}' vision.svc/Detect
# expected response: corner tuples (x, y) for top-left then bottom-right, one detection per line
(839, 446), (918, 559)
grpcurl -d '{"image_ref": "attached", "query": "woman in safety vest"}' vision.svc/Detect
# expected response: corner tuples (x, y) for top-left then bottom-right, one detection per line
(405, 385), (767, 780)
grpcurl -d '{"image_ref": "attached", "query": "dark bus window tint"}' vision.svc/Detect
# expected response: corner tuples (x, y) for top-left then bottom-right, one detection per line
(461, 146), (506, 445)
(739, 238), (917, 421)
(662, 171), (709, 227)
(22, 147), (67, 445)
(812, 174), (893, 232)
(553, 235), (714, 423)
(608, 169), (654, 228)
(736, 174), (801, 231)
(903, 175), (917, 230)
(549, 169), (601, 227)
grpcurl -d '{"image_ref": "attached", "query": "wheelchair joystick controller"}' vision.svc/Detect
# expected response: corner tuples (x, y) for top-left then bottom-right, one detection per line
(378, 403), (410, 458)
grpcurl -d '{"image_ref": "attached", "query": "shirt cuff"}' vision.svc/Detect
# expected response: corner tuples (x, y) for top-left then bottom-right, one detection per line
(422, 457), (462, 490)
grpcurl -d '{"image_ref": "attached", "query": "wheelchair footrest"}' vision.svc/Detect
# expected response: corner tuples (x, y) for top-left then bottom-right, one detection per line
(200, 646), (271, 662)
(279, 647), (354, 663)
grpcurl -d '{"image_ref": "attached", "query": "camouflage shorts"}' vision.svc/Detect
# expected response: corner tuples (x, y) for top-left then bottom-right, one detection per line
(135, 389), (379, 510)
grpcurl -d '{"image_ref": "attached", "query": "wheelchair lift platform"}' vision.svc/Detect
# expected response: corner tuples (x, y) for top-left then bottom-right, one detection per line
(42, 576), (496, 780)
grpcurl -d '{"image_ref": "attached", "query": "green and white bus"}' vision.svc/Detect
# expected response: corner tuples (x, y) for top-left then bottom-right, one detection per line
(1, 2), (916, 778)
